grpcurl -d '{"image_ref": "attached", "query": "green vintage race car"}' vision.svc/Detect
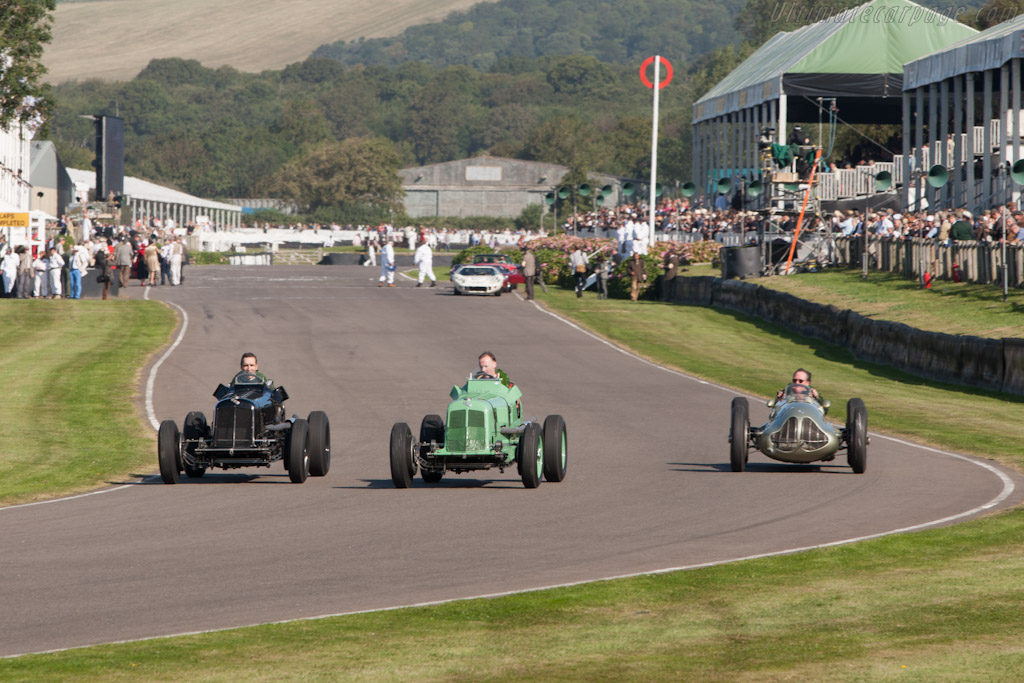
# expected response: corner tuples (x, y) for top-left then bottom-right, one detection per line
(389, 377), (567, 488)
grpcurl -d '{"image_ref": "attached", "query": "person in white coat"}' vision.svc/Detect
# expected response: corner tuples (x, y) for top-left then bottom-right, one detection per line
(632, 218), (650, 256)
(47, 246), (65, 298)
(33, 250), (48, 298)
(1, 247), (18, 296)
(364, 240), (377, 267)
(168, 236), (185, 285)
(413, 239), (436, 287)
(378, 240), (396, 287)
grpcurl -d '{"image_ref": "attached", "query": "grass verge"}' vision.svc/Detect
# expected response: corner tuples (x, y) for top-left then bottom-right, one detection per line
(4, 278), (1024, 678)
(0, 300), (177, 505)
(684, 264), (1024, 339)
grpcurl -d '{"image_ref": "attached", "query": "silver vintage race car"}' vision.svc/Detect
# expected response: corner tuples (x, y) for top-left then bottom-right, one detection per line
(729, 384), (867, 473)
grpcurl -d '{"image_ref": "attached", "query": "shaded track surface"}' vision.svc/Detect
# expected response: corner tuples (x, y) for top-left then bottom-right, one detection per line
(2, 266), (1021, 657)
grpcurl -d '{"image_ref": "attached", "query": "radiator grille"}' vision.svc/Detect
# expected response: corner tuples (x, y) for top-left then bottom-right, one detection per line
(446, 409), (487, 452)
(771, 416), (828, 452)
(214, 403), (255, 447)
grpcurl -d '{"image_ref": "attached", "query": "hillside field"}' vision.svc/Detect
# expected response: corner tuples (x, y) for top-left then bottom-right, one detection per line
(43, 0), (499, 83)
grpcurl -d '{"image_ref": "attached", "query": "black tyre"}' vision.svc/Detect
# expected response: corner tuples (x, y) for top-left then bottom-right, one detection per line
(390, 422), (416, 488)
(287, 418), (310, 483)
(182, 411), (208, 478)
(419, 414), (444, 447)
(422, 469), (444, 483)
(307, 410), (331, 477)
(158, 420), (181, 484)
(418, 415), (445, 483)
(542, 414), (567, 482)
(846, 398), (868, 474)
(730, 397), (749, 473)
(519, 422), (543, 488)
(494, 289), (502, 297)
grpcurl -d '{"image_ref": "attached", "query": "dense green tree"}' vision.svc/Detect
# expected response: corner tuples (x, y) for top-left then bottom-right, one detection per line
(274, 137), (402, 213)
(544, 55), (614, 96)
(964, 0), (1024, 29)
(273, 98), (332, 149)
(0, 0), (55, 132)
(313, 0), (745, 71)
(523, 115), (598, 175)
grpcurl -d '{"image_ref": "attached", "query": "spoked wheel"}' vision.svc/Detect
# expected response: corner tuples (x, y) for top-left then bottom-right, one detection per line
(542, 414), (567, 482)
(730, 397), (750, 473)
(846, 398), (868, 474)
(182, 411), (208, 479)
(519, 422), (543, 488)
(390, 422), (416, 488)
(158, 420), (181, 484)
(419, 415), (444, 484)
(307, 410), (331, 477)
(287, 418), (310, 483)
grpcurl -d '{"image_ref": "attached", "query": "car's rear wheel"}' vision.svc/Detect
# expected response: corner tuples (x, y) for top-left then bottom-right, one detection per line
(182, 411), (207, 478)
(542, 415), (567, 482)
(307, 411), (331, 477)
(390, 422), (415, 488)
(730, 397), (749, 472)
(519, 422), (543, 488)
(287, 419), (310, 483)
(158, 420), (181, 484)
(846, 398), (868, 474)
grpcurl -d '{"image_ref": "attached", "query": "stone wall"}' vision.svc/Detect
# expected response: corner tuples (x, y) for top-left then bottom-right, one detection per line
(669, 277), (1022, 396)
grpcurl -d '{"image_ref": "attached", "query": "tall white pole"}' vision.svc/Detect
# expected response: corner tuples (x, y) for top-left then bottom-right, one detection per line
(648, 56), (660, 248)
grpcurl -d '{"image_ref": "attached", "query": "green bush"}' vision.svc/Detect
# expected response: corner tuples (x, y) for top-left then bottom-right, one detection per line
(608, 254), (662, 300)
(191, 251), (231, 265)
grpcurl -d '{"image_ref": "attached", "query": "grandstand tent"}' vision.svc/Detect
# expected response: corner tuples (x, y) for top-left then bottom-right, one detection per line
(903, 14), (1024, 213)
(691, 0), (976, 201)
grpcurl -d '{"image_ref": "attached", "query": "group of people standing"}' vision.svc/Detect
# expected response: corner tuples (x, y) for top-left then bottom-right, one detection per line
(0, 230), (191, 300)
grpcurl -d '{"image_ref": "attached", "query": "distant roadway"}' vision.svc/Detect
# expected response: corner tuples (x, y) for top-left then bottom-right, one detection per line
(0, 265), (1019, 657)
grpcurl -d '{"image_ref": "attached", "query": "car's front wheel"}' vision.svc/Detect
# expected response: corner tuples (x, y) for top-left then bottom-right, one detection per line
(519, 422), (543, 488)
(846, 398), (868, 474)
(307, 411), (331, 477)
(287, 419), (310, 483)
(730, 397), (749, 472)
(390, 422), (416, 488)
(158, 420), (181, 484)
(542, 414), (567, 482)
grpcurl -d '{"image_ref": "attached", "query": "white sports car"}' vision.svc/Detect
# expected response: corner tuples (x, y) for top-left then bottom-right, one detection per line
(451, 265), (506, 296)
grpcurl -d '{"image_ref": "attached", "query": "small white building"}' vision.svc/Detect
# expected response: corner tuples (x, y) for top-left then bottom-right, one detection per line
(67, 167), (242, 230)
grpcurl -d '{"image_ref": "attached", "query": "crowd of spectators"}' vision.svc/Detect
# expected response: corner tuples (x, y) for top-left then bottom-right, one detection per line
(0, 215), (192, 300)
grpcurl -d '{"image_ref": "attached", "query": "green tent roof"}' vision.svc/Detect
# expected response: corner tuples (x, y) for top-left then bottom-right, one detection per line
(694, 0), (976, 123)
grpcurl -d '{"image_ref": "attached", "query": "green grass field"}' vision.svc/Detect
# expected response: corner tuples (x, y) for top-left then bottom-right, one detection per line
(3, 272), (1024, 678)
(686, 264), (1024, 339)
(0, 300), (176, 505)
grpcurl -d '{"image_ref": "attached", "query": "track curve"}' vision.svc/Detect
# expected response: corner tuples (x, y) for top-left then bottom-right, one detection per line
(1, 265), (1020, 657)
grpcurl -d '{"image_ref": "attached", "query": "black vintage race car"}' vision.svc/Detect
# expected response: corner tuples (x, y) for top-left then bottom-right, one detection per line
(157, 372), (331, 484)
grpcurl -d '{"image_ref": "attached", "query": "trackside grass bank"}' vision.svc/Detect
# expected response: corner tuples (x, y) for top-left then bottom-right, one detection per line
(684, 264), (1024, 340)
(0, 300), (177, 505)
(5, 278), (1024, 678)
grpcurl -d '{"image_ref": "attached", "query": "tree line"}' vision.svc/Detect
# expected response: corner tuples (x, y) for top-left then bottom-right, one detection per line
(39, 0), (1005, 221)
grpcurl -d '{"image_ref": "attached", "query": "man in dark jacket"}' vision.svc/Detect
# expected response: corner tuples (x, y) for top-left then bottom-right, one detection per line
(628, 252), (647, 302)
(660, 250), (679, 301)
(522, 246), (536, 301)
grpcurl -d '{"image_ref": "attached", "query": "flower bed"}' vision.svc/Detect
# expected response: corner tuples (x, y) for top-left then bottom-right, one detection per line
(453, 235), (723, 300)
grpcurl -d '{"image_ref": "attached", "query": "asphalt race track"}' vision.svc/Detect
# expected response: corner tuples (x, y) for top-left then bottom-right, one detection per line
(2, 265), (1021, 657)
